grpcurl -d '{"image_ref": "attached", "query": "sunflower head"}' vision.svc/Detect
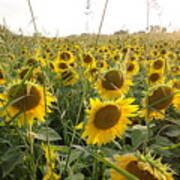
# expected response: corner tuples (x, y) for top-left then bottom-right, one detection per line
(126, 61), (139, 76)
(58, 51), (74, 62)
(60, 69), (79, 86)
(54, 60), (69, 72)
(148, 70), (164, 85)
(8, 84), (41, 111)
(0, 81), (54, 127)
(82, 53), (95, 67)
(26, 58), (39, 66)
(81, 98), (138, 146)
(170, 65), (180, 76)
(110, 152), (175, 180)
(151, 57), (165, 71)
(147, 85), (174, 110)
(142, 84), (175, 120)
(168, 79), (180, 90)
(96, 69), (132, 98)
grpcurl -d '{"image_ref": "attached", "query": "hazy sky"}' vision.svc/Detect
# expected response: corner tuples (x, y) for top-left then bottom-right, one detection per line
(0, 0), (180, 37)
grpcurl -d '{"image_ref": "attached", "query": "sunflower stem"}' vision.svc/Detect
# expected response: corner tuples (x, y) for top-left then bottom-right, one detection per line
(63, 71), (87, 176)
(28, 124), (36, 180)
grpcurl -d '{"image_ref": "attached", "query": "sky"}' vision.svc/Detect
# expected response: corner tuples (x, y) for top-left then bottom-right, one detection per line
(0, 0), (180, 37)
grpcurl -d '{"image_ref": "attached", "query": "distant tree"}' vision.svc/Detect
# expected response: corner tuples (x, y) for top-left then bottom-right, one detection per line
(150, 25), (167, 33)
(114, 29), (129, 35)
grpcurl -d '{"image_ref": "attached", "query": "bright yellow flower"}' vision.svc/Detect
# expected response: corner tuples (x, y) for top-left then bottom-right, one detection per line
(110, 153), (175, 180)
(81, 98), (138, 146)
(0, 81), (54, 127)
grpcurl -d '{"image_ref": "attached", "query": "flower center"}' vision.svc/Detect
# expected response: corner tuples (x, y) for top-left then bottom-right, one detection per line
(83, 54), (93, 63)
(102, 70), (124, 90)
(149, 73), (160, 82)
(58, 62), (68, 69)
(94, 105), (121, 130)
(126, 161), (158, 180)
(127, 63), (135, 72)
(8, 84), (41, 111)
(153, 60), (163, 69)
(60, 52), (71, 60)
(148, 86), (173, 110)
(26, 58), (38, 66)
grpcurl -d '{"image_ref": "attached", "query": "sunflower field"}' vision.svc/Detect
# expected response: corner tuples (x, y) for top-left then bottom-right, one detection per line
(0, 26), (180, 180)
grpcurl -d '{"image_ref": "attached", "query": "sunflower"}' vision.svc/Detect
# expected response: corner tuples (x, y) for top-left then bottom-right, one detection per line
(81, 98), (138, 146)
(96, 69), (132, 99)
(169, 64), (180, 76)
(60, 69), (79, 86)
(142, 84), (180, 121)
(159, 49), (167, 57)
(0, 81), (54, 127)
(85, 65), (99, 82)
(21, 48), (28, 56)
(96, 60), (108, 71)
(82, 53), (95, 67)
(26, 58), (39, 66)
(150, 49), (160, 58)
(168, 78), (180, 91)
(110, 153), (174, 180)
(58, 51), (74, 62)
(0, 69), (5, 84)
(150, 57), (165, 72)
(54, 60), (69, 72)
(111, 53), (121, 62)
(18, 66), (39, 80)
(126, 60), (139, 77)
(147, 70), (164, 86)
(165, 51), (177, 62)
(42, 144), (61, 180)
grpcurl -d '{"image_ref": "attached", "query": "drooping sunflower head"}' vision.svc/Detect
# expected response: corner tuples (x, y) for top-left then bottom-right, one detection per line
(81, 98), (138, 146)
(0, 81), (54, 127)
(96, 69), (132, 99)
(142, 85), (175, 120)
(60, 69), (79, 86)
(110, 152), (175, 180)
(85, 65), (99, 82)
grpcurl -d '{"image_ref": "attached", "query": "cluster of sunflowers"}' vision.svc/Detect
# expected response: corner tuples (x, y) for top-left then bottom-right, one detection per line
(0, 31), (179, 180)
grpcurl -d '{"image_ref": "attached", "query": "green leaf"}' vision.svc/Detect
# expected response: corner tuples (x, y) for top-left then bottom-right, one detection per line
(0, 147), (23, 177)
(131, 125), (148, 149)
(33, 127), (61, 141)
(65, 173), (84, 180)
(165, 126), (180, 137)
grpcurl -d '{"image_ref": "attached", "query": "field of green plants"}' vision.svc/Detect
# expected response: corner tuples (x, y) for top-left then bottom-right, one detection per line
(0, 26), (180, 180)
